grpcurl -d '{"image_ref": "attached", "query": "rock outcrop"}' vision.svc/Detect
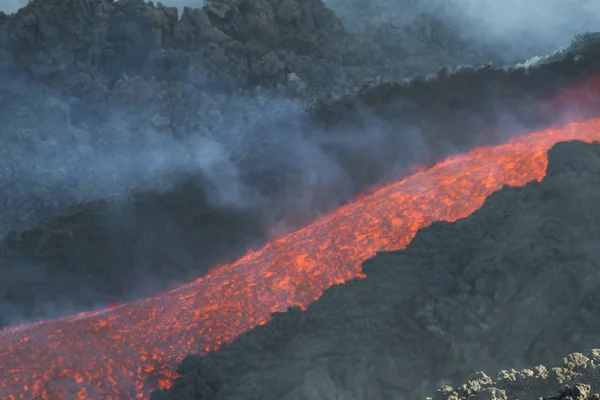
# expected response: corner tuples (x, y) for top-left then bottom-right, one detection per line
(435, 352), (600, 400)
(0, 0), (485, 99)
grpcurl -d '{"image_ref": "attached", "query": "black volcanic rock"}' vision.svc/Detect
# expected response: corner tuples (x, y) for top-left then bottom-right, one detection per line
(151, 140), (600, 400)
(311, 32), (600, 128)
(0, 0), (474, 97)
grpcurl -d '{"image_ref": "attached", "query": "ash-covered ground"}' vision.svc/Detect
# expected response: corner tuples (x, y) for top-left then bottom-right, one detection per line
(0, 0), (599, 328)
(150, 139), (600, 400)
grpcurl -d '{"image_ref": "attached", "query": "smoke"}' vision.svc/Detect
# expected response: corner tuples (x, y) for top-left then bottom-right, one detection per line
(8, 123), (247, 210)
(0, 0), (26, 14)
(0, 70), (369, 327)
(447, 0), (598, 56)
(318, 0), (599, 62)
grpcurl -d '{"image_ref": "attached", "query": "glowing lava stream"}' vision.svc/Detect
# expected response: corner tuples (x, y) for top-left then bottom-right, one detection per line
(1, 119), (600, 400)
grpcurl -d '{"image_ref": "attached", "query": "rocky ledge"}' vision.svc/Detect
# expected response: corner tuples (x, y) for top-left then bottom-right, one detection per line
(436, 352), (600, 400)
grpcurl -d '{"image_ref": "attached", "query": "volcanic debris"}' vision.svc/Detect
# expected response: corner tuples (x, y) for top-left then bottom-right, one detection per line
(435, 356), (600, 400)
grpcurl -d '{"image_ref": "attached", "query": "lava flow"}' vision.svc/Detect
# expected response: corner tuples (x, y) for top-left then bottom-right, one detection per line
(1, 118), (600, 399)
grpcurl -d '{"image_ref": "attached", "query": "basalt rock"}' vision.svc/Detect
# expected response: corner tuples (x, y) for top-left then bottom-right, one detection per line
(0, 0), (473, 98)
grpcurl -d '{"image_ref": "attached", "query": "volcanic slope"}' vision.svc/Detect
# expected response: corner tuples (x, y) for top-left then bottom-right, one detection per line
(3, 32), (600, 329)
(151, 139), (600, 400)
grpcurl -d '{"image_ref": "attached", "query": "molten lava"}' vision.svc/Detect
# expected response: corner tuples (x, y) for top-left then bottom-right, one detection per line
(1, 118), (600, 399)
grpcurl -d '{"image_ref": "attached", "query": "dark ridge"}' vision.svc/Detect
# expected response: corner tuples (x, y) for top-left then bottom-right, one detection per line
(0, 0), (485, 96)
(310, 32), (600, 132)
(151, 140), (600, 400)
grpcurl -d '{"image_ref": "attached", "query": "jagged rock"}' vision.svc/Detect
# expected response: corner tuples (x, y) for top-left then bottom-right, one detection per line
(286, 72), (307, 93)
(436, 360), (600, 400)
(175, 7), (228, 46)
(0, 0), (494, 98)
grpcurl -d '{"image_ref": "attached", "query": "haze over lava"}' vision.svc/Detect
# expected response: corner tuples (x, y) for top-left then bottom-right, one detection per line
(0, 116), (599, 399)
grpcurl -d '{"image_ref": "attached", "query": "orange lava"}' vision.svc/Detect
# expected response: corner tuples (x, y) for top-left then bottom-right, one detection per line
(1, 118), (600, 399)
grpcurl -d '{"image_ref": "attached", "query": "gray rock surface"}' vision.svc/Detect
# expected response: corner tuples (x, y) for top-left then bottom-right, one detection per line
(0, 0), (487, 99)
(150, 140), (600, 400)
(435, 354), (600, 400)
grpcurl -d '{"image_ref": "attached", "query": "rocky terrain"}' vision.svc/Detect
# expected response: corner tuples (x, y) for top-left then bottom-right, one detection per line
(150, 139), (600, 400)
(0, 0), (599, 329)
(436, 353), (600, 400)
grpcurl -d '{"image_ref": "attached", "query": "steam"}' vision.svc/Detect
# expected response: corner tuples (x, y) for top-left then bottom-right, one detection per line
(0, 0), (26, 14)
(319, 0), (600, 61)
(0, 69), (365, 326)
(448, 0), (598, 56)
(8, 126), (245, 209)
(0, 78), (354, 228)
